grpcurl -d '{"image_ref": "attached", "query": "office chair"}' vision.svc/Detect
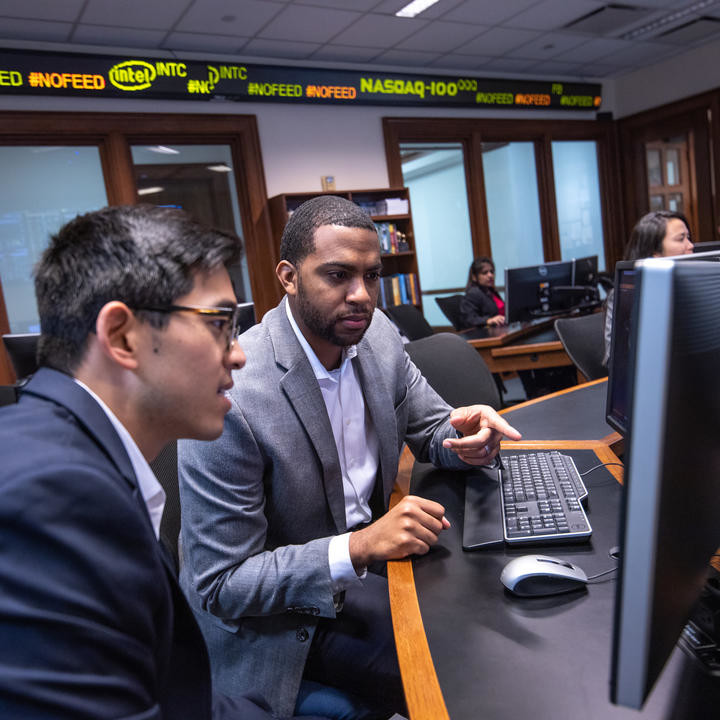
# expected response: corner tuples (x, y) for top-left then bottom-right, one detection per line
(554, 312), (607, 383)
(149, 441), (181, 571)
(2, 333), (40, 380)
(434, 294), (465, 331)
(404, 332), (501, 410)
(383, 304), (434, 341)
(0, 385), (19, 407)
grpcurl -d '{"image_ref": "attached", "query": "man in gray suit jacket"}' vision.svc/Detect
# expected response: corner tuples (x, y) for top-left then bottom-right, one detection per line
(179, 196), (521, 719)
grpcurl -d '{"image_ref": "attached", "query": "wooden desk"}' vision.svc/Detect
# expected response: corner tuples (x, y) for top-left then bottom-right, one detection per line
(388, 444), (719, 720)
(463, 320), (573, 374)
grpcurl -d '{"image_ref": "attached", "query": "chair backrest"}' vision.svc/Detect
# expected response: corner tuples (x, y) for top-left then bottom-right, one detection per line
(149, 440), (181, 571)
(434, 294), (466, 331)
(2, 333), (40, 380)
(404, 332), (500, 409)
(0, 385), (19, 407)
(383, 304), (434, 341)
(554, 312), (607, 382)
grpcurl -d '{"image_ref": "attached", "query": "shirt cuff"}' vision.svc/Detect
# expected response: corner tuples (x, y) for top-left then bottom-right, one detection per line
(329, 532), (366, 593)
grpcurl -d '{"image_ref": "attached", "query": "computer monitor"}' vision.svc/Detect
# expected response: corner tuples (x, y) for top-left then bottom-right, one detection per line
(605, 261), (637, 437)
(693, 241), (720, 253)
(610, 255), (720, 709)
(571, 255), (599, 287)
(2, 333), (39, 380)
(504, 260), (574, 323)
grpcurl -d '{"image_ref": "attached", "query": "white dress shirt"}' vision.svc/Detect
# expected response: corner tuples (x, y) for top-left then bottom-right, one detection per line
(285, 302), (379, 590)
(73, 379), (166, 540)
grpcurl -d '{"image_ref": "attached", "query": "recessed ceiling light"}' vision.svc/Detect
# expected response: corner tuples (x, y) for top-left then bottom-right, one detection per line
(396, 0), (440, 19)
(137, 186), (164, 196)
(207, 164), (232, 173)
(620, 0), (720, 39)
(146, 145), (180, 155)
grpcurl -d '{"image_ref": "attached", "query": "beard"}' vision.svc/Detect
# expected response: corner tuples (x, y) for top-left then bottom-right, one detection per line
(295, 276), (373, 347)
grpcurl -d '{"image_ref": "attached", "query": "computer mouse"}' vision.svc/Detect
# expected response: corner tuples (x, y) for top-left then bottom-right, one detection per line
(500, 554), (588, 597)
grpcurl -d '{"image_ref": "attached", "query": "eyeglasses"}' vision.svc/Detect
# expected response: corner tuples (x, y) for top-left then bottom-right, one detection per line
(135, 302), (254, 351)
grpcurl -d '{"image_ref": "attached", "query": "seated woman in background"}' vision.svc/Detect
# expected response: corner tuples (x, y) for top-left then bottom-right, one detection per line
(603, 210), (694, 365)
(459, 256), (507, 329)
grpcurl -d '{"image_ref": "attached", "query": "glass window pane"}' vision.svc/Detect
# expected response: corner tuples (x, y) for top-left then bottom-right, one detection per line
(552, 140), (606, 271)
(400, 143), (472, 326)
(646, 148), (662, 187)
(665, 148), (679, 186)
(482, 142), (544, 283)
(650, 195), (665, 211)
(0, 146), (107, 333)
(667, 193), (683, 212)
(130, 144), (251, 303)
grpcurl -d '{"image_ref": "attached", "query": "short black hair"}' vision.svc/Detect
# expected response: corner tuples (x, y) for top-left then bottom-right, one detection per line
(34, 204), (241, 373)
(624, 210), (690, 261)
(279, 195), (377, 266)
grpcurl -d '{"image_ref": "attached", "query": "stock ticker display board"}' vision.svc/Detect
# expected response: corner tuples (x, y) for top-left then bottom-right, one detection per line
(0, 48), (602, 111)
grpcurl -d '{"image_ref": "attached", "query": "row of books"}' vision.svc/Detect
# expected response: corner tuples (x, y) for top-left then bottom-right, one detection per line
(357, 197), (409, 217)
(375, 222), (410, 254)
(378, 273), (420, 308)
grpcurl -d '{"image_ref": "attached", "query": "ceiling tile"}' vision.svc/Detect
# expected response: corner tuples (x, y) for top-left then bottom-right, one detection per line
(258, 4), (360, 42)
(504, 0), (604, 31)
(164, 32), (247, 53)
(443, 0), (538, 25)
(505, 31), (588, 60)
(72, 25), (167, 48)
(524, 58), (584, 76)
(0, 0), (83, 21)
(310, 44), (382, 62)
(658, 17), (720, 45)
(396, 20), (485, 52)
(0, 17), (73, 42)
(292, 0), (382, 9)
(176, 0), (284, 36)
(554, 36), (631, 63)
(242, 38), (319, 58)
(81, 0), (188, 29)
(370, 48), (442, 66)
(430, 53), (494, 69)
(331, 13), (427, 47)
(575, 62), (621, 78)
(456, 26), (540, 55)
(483, 56), (536, 72)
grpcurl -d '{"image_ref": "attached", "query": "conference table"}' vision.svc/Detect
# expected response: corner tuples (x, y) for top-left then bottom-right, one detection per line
(387, 380), (719, 720)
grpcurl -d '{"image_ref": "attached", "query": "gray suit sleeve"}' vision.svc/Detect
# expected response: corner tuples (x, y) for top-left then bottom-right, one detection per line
(178, 405), (337, 623)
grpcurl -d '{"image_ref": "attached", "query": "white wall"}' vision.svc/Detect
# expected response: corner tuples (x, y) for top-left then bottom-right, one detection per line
(610, 36), (720, 118)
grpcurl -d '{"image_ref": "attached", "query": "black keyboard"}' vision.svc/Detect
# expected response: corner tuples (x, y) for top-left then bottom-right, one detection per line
(502, 452), (592, 545)
(462, 451), (592, 550)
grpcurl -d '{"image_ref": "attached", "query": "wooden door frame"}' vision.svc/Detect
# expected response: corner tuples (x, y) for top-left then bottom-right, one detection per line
(618, 89), (720, 246)
(0, 111), (275, 384)
(383, 116), (624, 270)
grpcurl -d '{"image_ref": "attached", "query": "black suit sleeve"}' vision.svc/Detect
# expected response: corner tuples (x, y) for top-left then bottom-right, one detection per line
(0, 463), (169, 719)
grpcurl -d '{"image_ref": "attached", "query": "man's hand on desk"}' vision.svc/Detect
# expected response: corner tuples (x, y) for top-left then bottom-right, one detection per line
(349, 496), (450, 571)
(442, 405), (522, 466)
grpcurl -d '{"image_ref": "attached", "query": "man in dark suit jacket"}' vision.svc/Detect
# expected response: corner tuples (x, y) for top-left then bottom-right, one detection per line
(0, 205), (322, 720)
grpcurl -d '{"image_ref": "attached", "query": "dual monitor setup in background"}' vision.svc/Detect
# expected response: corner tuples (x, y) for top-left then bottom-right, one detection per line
(504, 255), (602, 324)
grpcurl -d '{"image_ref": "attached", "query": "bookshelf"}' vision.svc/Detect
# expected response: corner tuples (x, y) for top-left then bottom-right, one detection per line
(268, 187), (422, 312)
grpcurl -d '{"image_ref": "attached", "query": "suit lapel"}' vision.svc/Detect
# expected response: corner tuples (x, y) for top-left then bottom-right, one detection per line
(354, 337), (398, 511)
(267, 302), (347, 533)
(23, 368), (159, 540)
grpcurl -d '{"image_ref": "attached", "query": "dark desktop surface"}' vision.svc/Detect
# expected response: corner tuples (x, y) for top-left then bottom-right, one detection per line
(502, 380), (613, 440)
(410, 449), (719, 720)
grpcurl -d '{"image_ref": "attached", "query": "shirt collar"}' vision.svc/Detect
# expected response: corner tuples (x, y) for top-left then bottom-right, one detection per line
(284, 299), (357, 380)
(72, 379), (166, 540)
